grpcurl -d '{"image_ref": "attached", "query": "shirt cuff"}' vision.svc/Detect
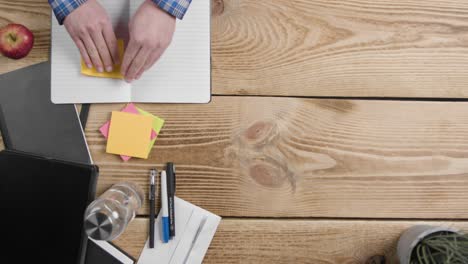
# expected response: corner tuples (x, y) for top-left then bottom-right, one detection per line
(49, 0), (88, 25)
(152, 0), (192, 20)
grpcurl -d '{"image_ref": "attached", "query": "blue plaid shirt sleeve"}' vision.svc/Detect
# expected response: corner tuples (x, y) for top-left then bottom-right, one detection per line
(152, 0), (192, 19)
(49, 0), (88, 25)
(49, 0), (192, 25)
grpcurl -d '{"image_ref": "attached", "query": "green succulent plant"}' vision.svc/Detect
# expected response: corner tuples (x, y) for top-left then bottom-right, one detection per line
(410, 232), (468, 264)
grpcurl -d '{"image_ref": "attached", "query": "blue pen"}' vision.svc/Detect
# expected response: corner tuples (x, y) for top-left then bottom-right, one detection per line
(160, 170), (170, 243)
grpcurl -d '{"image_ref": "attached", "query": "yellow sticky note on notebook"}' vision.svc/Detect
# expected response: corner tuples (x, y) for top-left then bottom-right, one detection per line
(81, 39), (125, 79)
(106, 111), (153, 159)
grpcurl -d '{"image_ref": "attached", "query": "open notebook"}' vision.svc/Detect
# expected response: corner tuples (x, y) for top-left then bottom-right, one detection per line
(51, 0), (210, 104)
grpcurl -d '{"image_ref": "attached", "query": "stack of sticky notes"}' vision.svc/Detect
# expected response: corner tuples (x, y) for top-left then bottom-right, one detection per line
(100, 104), (164, 161)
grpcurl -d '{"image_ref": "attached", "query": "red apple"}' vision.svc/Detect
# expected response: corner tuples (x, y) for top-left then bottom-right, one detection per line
(0, 24), (34, 60)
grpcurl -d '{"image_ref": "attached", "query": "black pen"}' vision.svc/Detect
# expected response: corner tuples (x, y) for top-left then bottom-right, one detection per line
(149, 169), (157, 248)
(166, 163), (176, 238)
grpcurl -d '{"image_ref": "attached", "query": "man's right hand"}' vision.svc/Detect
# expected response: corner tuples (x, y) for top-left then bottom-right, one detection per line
(64, 0), (119, 73)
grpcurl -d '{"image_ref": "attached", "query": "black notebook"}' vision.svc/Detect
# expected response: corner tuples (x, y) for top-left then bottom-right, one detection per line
(86, 240), (135, 264)
(0, 62), (91, 164)
(0, 150), (98, 264)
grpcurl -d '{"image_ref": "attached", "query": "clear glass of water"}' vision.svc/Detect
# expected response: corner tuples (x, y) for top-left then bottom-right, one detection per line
(84, 182), (144, 241)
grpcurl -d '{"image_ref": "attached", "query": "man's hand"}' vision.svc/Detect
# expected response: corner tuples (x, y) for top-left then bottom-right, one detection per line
(121, 0), (176, 82)
(64, 0), (119, 73)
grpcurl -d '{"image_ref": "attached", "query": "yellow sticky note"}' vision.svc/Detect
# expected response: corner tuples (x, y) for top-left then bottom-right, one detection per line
(81, 39), (125, 79)
(106, 111), (153, 159)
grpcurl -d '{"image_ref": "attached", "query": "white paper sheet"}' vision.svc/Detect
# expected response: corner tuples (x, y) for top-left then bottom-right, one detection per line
(137, 197), (221, 264)
(51, 0), (211, 104)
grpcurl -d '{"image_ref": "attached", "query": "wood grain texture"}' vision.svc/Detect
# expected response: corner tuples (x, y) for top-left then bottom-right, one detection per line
(84, 97), (468, 218)
(115, 218), (468, 263)
(211, 0), (468, 97)
(2, 0), (468, 98)
(0, 0), (50, 74)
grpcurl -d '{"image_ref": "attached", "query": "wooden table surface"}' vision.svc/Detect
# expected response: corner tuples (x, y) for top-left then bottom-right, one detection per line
(2, 0), (468, 263)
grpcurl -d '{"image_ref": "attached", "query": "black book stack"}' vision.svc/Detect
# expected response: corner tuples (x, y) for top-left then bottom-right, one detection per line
(0, 62), (134, 264)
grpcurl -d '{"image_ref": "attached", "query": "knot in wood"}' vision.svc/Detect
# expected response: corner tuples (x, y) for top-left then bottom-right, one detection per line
(242, 121), (278, 148)
(249, 162), (287, 188)
(212, 0), (224, 16)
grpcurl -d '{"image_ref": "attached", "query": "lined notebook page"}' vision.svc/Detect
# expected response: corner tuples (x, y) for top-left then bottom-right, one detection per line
(130, 0), (211, 103)
(51, 0), (211, 104)
(51, 0), (132, 104)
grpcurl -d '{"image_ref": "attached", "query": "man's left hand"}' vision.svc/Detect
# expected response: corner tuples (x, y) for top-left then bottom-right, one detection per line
(121, 0), (176, 82)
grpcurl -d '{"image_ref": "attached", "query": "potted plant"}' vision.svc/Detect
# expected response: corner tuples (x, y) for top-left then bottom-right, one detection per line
(397, 225), (468, 264)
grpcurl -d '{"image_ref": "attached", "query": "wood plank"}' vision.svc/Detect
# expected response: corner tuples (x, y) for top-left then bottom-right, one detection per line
(115, 218), (468, 263)
(3, 0), (468, 98)
(212, 0), (468, 97)
(0, 0), (50, 73)
(84, 97), (468, 218)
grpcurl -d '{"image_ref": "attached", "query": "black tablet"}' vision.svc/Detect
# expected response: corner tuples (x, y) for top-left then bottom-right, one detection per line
(0, 150), (98, 264)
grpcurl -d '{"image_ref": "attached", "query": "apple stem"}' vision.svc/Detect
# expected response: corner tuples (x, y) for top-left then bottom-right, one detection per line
(8, 33), (17, 42)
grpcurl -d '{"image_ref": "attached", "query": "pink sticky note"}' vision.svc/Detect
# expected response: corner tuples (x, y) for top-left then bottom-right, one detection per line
(99, 104), (157, 161)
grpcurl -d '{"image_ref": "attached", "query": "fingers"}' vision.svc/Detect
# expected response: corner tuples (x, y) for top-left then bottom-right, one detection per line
(134, 65), (146, 80)
(135, 48), (164, 80)
(91, 30), (114, 72)
(74, 38), (92, 69)
(145, 48), (164, 71)
(82, 34), (104, 73)
(125, 47), (151, 81)
(103, 23), (120, 65)
(120, 39), (141, 79)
